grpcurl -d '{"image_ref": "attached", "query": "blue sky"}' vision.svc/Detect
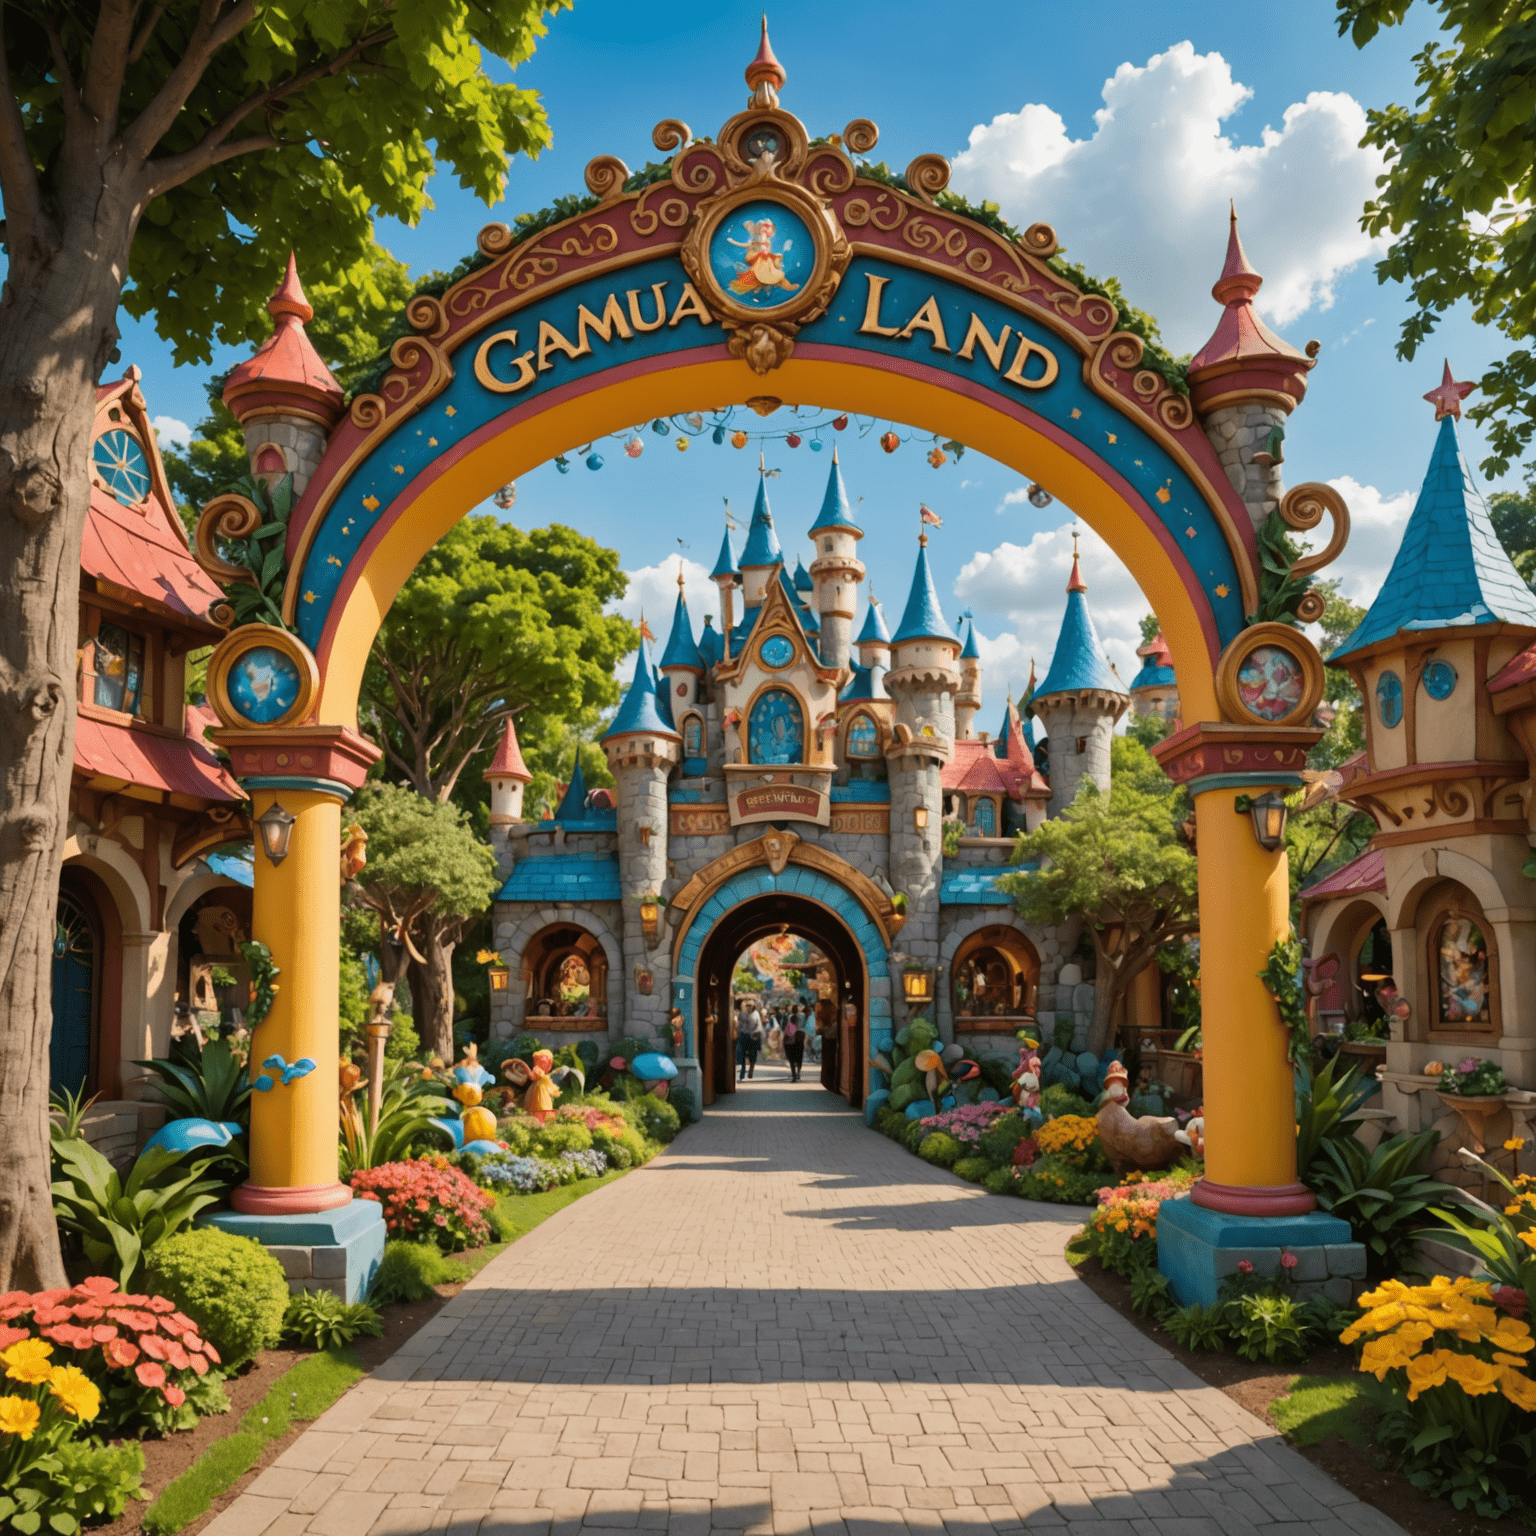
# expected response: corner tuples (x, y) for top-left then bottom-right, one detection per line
(125, 0), (1507, 703)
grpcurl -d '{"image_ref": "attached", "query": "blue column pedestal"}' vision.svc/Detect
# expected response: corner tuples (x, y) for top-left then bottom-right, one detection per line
(202, 1200), (385, 1303)
(1156, 1198), (1365, 1308)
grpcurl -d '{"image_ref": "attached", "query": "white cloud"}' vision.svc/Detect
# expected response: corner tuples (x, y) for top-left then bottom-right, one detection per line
(1314, 475), (1414, 607)
(951, 43), (1387, 350)
(610, 556), (714, 681)
(955, 520), (1150, 704)
(151, 415), (192, 449)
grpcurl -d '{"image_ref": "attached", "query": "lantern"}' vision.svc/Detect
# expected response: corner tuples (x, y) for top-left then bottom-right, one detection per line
(639, 896), (662, 945)
(487, 960), (510, 993)
(1245, 789), (1289, 852)
(255, 800), (297, 865)
(902, 968), (933, 1003)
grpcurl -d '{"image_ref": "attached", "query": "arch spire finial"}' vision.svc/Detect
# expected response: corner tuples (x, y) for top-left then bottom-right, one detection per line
(1067, 531), (1086, 593)
(746, 14), (785, 108)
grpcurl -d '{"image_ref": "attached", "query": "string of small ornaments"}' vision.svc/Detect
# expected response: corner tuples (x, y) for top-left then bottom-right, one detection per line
(490, 406), (1053, 509)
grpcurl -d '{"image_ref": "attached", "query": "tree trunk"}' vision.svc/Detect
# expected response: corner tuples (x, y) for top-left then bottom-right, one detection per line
(0, 181), (139, 1288)
(1085, 962), (1120, 1056)
(408, 928), (457, 1064)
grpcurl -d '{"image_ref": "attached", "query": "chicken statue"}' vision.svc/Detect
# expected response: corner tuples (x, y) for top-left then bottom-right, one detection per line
(1095, 1061), (1182, 1179)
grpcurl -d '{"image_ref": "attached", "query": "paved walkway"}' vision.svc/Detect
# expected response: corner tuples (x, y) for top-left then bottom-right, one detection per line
(207, 1065), (1406, 1536)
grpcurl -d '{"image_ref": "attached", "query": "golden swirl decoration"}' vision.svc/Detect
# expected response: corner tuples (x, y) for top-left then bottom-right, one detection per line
(1105, 335), (1144, 373)
(584, 155), (630, 203)
(1435, 780), (1472, 818)
(1280, 482), (1351, 580)
(843, 192), (905, 232)
(349, 393), (386, 430)
(902, 218), (968, 258)
(965, 247), (993, 273)
(672, 150), (721, 194)
(208, 599), (236, 630)
(194, 492), (262, 588)
(447, 284), (490, 319)
(380, 337), (444, 405)
(842, 119), (879, 154)
(503, 249), (560, 292)
(904, 153), (951, 204)
(1157, 393), (1194, 432)
(405, 294), (449, 341)
(1293, 589), (1328, 624)
(477, 223), (514, 258)
(1132, 369), (1162, 400)
(652, 119), (691, 152)
(806, 153), (856, 198)
(1021, 223), (1058, 257)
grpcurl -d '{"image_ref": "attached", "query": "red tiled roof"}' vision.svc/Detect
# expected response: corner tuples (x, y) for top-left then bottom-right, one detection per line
(1490, 641), (1536, 694)
(222, 253), (343, 426)
(484, 717), (532, 782)
(82, 485), (223, 631)
(1300, 846), (1385, 901)
(943, 737), (1047, 800)
(75, 711), (240, 804)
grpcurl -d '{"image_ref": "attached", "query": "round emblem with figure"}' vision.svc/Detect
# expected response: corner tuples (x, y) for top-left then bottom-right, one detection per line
(708, 200), (814, 311)
(1214, 623), (1325, 731)
(206, 623), (320, 731)
(1423, 658), (1457, 700)
(228, 646), (302, 724)
(759, 634), (795, 669)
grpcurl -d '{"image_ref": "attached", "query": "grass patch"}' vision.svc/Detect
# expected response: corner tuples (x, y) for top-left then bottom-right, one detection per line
(1271, 1374), (1389, 1448)
(141, 1350), (364, 1535)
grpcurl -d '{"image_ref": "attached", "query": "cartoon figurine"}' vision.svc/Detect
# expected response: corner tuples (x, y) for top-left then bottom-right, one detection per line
(340, 823), (369, 884)
(725, 217), (801, 298)
(1010, 1038), (1043, 1127)
(503, 1048), (561, 1123)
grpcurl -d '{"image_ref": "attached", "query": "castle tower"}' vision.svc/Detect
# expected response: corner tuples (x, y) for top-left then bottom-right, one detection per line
(484, 717), (532, 826)
(710, 524), (740, 663)
(222, 253), (345, 496)
(1129, 628), (1179, 722)
(956, 617), (983, 740)
(601, 649), (681, 1031)
(854, 595), (890, 698)
(1187, 207), (1316, 533)
(1031, 538), (1129, 816)
(738, 460), (784, 608)
(659, 568), (705, 714)
(808, 450), (866, 674)
(885, 536), (960, 986)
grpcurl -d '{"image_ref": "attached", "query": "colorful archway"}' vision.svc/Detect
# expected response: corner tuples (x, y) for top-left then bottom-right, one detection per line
(195, 38), (1351, 1275)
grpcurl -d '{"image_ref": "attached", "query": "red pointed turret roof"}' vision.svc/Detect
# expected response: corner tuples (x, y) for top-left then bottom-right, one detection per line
(484, 717), (532, 783)
(222, 253), (344, 428)
(942, 697), (1047, 803)
(745, 14), (785, 99)
(1187, 207), (1314, 415)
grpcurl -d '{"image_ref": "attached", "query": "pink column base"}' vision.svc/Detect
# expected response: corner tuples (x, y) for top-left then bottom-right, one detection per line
(1190, 1177), (1315, 1217)
(232, 1181), (353, 1216)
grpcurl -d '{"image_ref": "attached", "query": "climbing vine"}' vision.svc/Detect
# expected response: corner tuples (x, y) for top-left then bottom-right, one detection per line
(202, 475), (296, 631)
(1259, 934), (1312, 1066)
(240, 940), (281, 1030)
(1247, 508), (1312, 627)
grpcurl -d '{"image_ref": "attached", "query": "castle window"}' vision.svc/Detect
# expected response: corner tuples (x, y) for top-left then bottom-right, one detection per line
(682, 713), (704, 758)
(1421, 883), (1499, 1038)
(748, 689), (804, 765)
(952, 925), (1039, 1032)
(1436, 914), (1490, 1027)
(846, 713), (879, 758)
(92, 623), (144, 715)
(973, 797), (997, 837)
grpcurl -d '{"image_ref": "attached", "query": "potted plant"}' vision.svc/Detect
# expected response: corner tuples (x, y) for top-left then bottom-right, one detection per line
(1433, 1055), (1511, 1155)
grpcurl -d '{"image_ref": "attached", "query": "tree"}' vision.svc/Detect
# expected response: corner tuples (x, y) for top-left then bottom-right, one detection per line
(1314, 580), (1367, 705)
(1490, 477), (1536, 583)
(344, 784), (498, 1062)
(1340, 0), (1536, 476)
(0, 2), (564, 1288)
(997, 736), (1199, 1054)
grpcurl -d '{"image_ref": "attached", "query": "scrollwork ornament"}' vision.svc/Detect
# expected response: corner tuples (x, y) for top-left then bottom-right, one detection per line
(841, 119), (879, 154)
(652, 119), (691, 153)
(904, 153), (951, 203)
(195, 493), (262, 589)
(1021, 222), (1058, 258)
(405, 294), (449, 341)
(476, 223), (514, 259)
(584, 155), (630, 204)
(1280, 482), (1351, 581)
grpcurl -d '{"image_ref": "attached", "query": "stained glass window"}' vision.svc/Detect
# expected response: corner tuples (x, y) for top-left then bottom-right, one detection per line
(1438, 916), (1490, 1025)
(93, 429), (151, 506)
(847, 713), (878, 758)
(974, 797), (997, 837)
(93, 624), (143, 714)
(683, 715), (703, 757)
(748, 689), (803, 764)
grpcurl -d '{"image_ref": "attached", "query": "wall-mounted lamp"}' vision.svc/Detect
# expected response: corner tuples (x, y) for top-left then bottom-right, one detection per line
(913, 806), (929, 831)
(487, 960), (510, 992)
(1241, 789), (1289, 853)
(255, 800), (297, 865)
(902, 967), (933, 1003)
(639, 896), (662, 945)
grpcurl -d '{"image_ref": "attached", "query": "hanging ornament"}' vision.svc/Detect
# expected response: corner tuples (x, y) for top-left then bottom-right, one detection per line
(652, 418), (671, 436)
(625, 438), (644, 458)
(493, 482), (517, 508)
(676, 436), (689, 452)
(833, 415), (849, 431)
(880, 432), (900, 453)
(586, 453), (604, 471)
(1028, 483), (1053, 508)
(785, 433), (802, 449)
(712, 424), (726, 445)
(809, 438), (824, 452)
(927, 447), (947, 468)
(731, 430), (749, 449)
(554, 455), (571, 475)
(685, 412), (704, 430)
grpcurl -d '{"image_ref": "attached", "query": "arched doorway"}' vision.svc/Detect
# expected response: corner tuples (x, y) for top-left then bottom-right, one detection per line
(695, 893), (867, 1107)
(951, 925), (1040, 1033)
(50, 884), (101, 1096)
(520, 922), (609, 1026)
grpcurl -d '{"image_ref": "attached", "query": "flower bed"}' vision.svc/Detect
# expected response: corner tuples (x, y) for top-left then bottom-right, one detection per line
(350, 1160), (494, 1251)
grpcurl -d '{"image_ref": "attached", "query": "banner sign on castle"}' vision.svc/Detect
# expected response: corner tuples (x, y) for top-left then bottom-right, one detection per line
(730, 782), (830, 828)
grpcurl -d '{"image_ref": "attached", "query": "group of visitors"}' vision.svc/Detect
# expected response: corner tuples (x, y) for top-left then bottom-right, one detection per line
(734, 998), (817, 1082)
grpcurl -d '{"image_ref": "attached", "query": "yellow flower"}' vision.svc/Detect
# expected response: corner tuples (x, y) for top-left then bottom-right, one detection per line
(1444, 1353), (1503, 1395)
(0, 1396), (40, 1439)
(1499, 1366), (1536, 1412)
(1491, 1320), (1534, 1354)
(1361, 1337), (1416, 1379)
(1494, 1351), (1530, 1367)
(1520, 1230), (1536, 1253)
(1404, 1351), (1450, 1401)
(2, 1339), (53, 1386)
(47, 1365), (99, 1422)
(1506, 1138), (1527, 1152)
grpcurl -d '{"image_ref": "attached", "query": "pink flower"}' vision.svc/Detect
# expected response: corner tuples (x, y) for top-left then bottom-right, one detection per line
(1237, 1260), (1254, 1275)
(135, 1361), (167, 1389)
(103, 1337), (140, 1369)
(162, 1385), (185, 1408)
(1280, 1253), (1298, 1271)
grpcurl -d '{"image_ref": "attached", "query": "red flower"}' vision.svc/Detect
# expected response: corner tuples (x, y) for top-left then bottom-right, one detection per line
(1493, 1285), (1529, 1317)
(103, 1337), (140, 1369)
(169, 1313), (200, 1336)
(32, 1289), (71, 1309)
(0, 1325), (30, 1349)
(187, 1351), (208, 1377)
(163, 1385), (186, 1408)
(92, 1324), (118, 1344)
(33, 1305), (72, 1326)
(164, 1341), (190, 1372)
(71, 1304), (104, 1321)
(75, 1276), (118, 1296)
(202, 1341), (221, 1365)
(109, 1308), (158, 1332)
(41, 1324), (96, 1350)
(135, 1361), (167, 1389)
(139, 1334), (169, 1362)
(0, 1291), (32, 1310)
(146, 1296), (175, 1313)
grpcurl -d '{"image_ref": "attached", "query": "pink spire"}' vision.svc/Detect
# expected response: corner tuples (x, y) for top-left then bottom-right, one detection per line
(745, 14), (786, 103)
(1066, 531), (1086, 593)
(268, 251), (313, 324)
(1137, 628), (1172, 665)
(1211, 202), (1262, 307)
(222, 252), (343, 429)
(484, 717), (532, 783)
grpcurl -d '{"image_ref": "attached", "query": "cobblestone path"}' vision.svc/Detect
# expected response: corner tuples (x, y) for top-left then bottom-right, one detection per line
(206, 1064), (1406, 1536)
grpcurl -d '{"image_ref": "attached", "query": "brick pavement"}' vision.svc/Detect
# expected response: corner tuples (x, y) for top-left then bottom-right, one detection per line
(204, 1063), (1407, 1535)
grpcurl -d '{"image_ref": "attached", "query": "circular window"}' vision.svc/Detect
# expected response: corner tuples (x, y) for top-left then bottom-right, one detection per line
(1376, 670), (1403, 728)
(1423, 659), (1457, 700)
(743, 126), (782, 162)
(759, 635), (795, 669)
(1234, 643), (1306, 723)
(93, 429), (150, 506)
(226, 645), (303, 725)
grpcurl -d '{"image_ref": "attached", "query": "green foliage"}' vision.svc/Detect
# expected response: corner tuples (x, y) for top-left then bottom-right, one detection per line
(1339, 0), (1536, 477)
(142, 1350), (363, 1535)
(204, 474), (298, 629)
(1295, 1054), (1379, 1178)
(977, 1112), (1031, 1169)
(283, 1291), (384, 1352)
(146, 1228), (289, 1370)
(1491, 476), (1536, 582)
(0, 1440), (146, 1536)
(1130, 1267), (1173, 1319)
(1428, 1148), (1536, 1294)
(47, 1082), (97, 1143)
(533, 1121), (593, 1157)
(338, 951), (371, 1048)
(1249, 507), (1316, 626)
(1227, 1291), (1311, 1364)
(1378, 1397), (1535, 1523)
(339, 1058), (445, 1177)
(51, 1140), (229, 1291)
(1162, 1302), (1229, 1352)
(669, 1086), (699, 1126)
(953, 1156), (991, 1184)
(1309, 1128), (1447, 1273)
(1271, 1375), (1384, 1448)
(159, 404), (252, 531)
(901, 1119), (930, 1153)
(1258, 935), (1312, 1068)
(368, 1239), (467, 1305)
(1038, 1084), (1095, 1121)
(918, 1132), (963, 1169)
(983, 1167), (1015, 1195)
(136, 1034), (251, 1127)
(240, 940), (280, 1030)
(622, 1093), (681, 1145)
(1012, 1155), (1105, 1204)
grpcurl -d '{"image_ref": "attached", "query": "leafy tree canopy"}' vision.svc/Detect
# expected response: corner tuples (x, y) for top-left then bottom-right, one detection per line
(1340, 0), (1536, 475)
(1490, 476), (1536, 583)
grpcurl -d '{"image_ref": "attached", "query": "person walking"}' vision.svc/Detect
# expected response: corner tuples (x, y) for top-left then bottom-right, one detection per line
(737, 1001), (763, 1081)
(783, 1008), (805, 1082)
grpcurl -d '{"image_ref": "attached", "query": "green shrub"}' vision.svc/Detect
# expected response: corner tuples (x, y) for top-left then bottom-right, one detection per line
(147, 1228), (288, 1369)
(952, 1156), (990, 1184)
(368, 1239), (465, 1305)
(1309, 1127), (1447, 1275)
(977, 1112), (1030, 1168)
(384, 1013), (421, 1061)
(625, 1093), (681, 1144)
(1162, 1303), (1227, 1352)
(1226, 1291), (1309, 1364)
(589, 1127), (633, 1169)
(494, 1120), (535, 1156)
(1039, 1084), (1094, 1121)
(918, 1132), (962, 1168)
(533, 1120), (593, 1157)
(0, 1440), (146, 1534)
(1129, 1268), (1173, 1319)
(485, 1203), (519, 1242)
(283, 1291), (384, 1351)
(983, 1167), (1015, 1195)
(136, 1034), (251, 1127)
(669, 1086), (699, 1124)
(1012, 1154), (1104, 1204)
(876, 1108), (907, 1140)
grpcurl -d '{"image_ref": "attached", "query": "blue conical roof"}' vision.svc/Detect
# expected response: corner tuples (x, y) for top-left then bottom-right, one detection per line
(602, 647), (676, 741)
(891, 538), (958, 645)
(857, 599), (890, 647)
(1331, 416), (1536, 662)
(739, 476), (783, 569)
(554, 752), (588, 821)
(792, 556), (813, 594)
(698, 615), (723, 669)
(809, 453), (862, 534)
(710, 525), (738, 581)
(1036, 558), (1124, 698)
(960, 617), (981, 661)
(659, 585), (704, 672)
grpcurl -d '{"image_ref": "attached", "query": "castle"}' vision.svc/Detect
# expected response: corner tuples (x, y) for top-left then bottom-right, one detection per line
(484, 452), (1132, 1109)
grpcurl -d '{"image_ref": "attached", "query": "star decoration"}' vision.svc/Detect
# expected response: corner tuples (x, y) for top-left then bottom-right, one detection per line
(1215, 583), (1230, 599)
(1424, 361), (1475, 421)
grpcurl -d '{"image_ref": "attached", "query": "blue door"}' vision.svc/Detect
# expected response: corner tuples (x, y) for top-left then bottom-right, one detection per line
(50, 891), (97, 1095)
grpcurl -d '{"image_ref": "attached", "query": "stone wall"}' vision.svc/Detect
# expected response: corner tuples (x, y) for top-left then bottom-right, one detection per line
(1034, 695), (1117, 818)
(1202, 401), (1287, 532)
